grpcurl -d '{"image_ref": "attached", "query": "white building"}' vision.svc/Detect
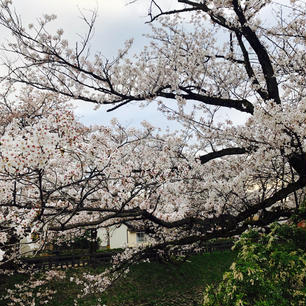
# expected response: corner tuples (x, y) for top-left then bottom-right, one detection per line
(19, 234), (40, 256)
(97, 224), (147, 249)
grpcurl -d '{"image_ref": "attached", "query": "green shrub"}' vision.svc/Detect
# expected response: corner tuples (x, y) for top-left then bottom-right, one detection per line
(203, 223), (306, 306)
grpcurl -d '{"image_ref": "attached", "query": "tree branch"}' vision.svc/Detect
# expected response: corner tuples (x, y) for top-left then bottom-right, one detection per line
(198, 147), (247, 164)
(159, 89), (254, 114)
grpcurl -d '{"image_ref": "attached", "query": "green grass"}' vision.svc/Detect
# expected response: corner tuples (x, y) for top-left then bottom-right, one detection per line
(0, 250), (236, 306)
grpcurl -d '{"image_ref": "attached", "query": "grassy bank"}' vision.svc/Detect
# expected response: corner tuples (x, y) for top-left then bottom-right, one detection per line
(1, 250), (236, 306)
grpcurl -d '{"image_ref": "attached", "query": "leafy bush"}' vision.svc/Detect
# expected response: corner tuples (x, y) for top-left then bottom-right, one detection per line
(203, 223), (306, 306)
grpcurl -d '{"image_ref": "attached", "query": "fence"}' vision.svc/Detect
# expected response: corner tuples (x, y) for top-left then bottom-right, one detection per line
(22, 240), (234, 270)
(22, 251), (114, 270)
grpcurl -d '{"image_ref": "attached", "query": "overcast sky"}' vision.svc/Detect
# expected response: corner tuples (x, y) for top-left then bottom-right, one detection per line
(4, 0), (177, 129)
(6, 0), (249, 130)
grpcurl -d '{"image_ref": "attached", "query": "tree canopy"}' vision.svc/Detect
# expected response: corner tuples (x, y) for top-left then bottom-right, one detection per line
(0, 0), (305, 303)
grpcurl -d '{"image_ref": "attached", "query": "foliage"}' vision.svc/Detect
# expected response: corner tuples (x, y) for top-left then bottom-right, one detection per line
(203, 224), (306, 306)
(291, 196), (306, 224)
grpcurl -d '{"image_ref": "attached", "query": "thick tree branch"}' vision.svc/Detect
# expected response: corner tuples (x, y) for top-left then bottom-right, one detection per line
(159, 89), (254, 114)
(235, 31), (269, 101)
(198, 147), (247, 164)
(232, 0), (281, 104)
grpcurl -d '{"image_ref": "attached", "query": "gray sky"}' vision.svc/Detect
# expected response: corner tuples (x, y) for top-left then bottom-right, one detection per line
(7, 0), (249, 129)
(8, 0), (181, 129)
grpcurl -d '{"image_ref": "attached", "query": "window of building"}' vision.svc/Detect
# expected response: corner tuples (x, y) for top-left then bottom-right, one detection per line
(136, 232), (146, 243)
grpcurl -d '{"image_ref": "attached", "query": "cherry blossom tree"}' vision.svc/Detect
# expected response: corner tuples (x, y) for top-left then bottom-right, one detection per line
(0, 0), (305, 304)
